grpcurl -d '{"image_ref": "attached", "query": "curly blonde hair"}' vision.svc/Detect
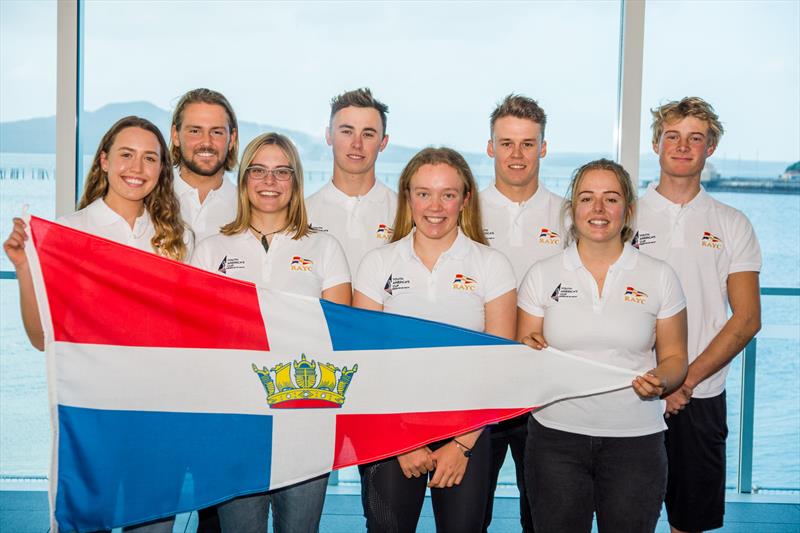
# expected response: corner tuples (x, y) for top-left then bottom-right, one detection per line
(79, 116), (188, 261)
(391, 147), (485, 245)
(651, 96), (724, 147)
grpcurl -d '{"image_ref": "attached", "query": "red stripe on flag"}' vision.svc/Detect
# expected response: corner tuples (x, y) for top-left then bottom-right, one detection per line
(332, 408), (531, 469)
(30, 217), (269, 349)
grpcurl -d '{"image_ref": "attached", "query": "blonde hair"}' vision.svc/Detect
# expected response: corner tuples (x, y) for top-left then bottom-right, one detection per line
(651, 96), (724, 147)
(78, 116), (187, 261)
(562, 158), (636, 245)
(170, 88), (239, 171)
(490, 93), (547, 139)
(221, 132), (310, 240)
(391, 147), (486, 245)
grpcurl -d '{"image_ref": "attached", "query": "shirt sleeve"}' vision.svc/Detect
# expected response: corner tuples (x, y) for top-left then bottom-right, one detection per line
(517, 262), (546, 317)
(657, 262), (687, 319)
(483, 249), (516, 302)
(320, 234), (351, 291)
(353, 248), (387, 306)
(728, 210), (762, 274)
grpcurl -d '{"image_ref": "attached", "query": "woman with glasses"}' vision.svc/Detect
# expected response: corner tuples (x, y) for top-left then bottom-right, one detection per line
(352, 147), (516, 533)
(517, 159), (688, 533)
(192, 132), (350, 533)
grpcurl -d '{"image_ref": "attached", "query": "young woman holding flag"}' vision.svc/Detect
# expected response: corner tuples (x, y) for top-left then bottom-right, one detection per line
(353, 147), (517, 533)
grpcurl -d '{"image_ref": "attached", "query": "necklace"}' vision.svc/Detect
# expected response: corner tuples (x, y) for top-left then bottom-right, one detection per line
(249, 224), (287, 254)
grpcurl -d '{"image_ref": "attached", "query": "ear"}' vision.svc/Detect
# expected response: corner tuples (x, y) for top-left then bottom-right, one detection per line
(100, 151), (109, 173)
(461, 190), (471, 210)
(325, 127), (333, 147)
(486, 139), (495, 158)
(705, 143), (717, 157)
(652, 140), (660, 155)
(170, 125), (180, 148)
(378, 134), (389, 152)
(540, 140), (547, 158)
(229, 127), (238, 147)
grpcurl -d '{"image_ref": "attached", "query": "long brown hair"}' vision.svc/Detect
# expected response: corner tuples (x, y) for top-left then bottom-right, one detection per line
(79, 116), (188, 261)
(391, 147), (485, 245)
(221, 132), (310, 240)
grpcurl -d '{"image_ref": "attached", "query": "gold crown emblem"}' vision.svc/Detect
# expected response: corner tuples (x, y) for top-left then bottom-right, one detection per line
(252, 354), (358, 409)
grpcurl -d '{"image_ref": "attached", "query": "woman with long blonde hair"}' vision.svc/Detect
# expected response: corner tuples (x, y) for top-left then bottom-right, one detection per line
(353, 147), (517, 532)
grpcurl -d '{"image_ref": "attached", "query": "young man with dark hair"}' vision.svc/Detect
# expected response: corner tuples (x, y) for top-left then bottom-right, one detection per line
(305, 87), (396, 276)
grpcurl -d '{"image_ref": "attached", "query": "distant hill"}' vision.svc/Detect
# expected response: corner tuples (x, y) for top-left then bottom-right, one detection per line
(0, 101), (612, 171)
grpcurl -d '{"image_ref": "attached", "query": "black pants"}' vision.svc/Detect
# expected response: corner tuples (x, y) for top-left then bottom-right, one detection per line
(360, 432), (491, 533)
(525, 416), (667, 533)
(483, 415), (533, 533)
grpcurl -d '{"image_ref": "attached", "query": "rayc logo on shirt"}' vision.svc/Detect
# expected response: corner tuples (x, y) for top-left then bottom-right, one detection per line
(376, 224), (394, 240)
(701, 231), (723, 250)
(290, 256), (313, 271)
(624, 286), (648, 304)
(538, 228), (560, 245)
(384, 274), (411, 295)
(631, 231), (656, 249)
(550, 283), (578, 302)
(217, 255), (245, 274)
(452, 274), (477, 291)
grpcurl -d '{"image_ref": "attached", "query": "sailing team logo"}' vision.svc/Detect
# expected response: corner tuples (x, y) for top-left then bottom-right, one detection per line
(701, 231), (723, 249)
(217, 255), (245, 274)
(376, 224), (394, 240)
(452, 274), (478, 291)
(290, 256), (313, 271)
(538, 228), (560, 245)
(624, 286), (648, 304)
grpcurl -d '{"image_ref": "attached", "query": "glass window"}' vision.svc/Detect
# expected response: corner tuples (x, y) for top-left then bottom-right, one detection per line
(640, 1), (800, 491)
(0, 0), (58, 478)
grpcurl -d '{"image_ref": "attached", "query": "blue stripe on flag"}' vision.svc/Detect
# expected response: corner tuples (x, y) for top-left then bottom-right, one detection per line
(320, 299), (517, 351)
(55, 406), (273, 531)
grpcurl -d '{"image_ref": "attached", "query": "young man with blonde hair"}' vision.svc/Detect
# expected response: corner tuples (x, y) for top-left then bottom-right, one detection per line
(305, 87), (396, 277)
(170, 88), (239, 243)
(480, 94), (564, 533)
(635, 96), (761, 533)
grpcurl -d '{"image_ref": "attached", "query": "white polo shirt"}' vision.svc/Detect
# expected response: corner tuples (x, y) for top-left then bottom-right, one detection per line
(58, 198), (156, 253)
(633, 183), (762, 398)
(480, 183), (565, 284)
(191, 229), (350, 298)
(354, 229), (516, 332)
(518, 243), (686, 437)
(305, 179), (397, 278)
(174, 172), (238, 242)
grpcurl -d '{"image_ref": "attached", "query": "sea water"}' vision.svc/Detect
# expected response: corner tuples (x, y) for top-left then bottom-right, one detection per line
(1, 153), (798, 491)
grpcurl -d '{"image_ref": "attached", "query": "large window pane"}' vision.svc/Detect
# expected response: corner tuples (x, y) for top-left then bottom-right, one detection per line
(0, 0), (58, 478)
(641, 0), (800, 492)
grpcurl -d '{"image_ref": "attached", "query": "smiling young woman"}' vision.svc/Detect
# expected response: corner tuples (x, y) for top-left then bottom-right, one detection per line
(516, 158), (688, 533)
(352, 147), (517, 533)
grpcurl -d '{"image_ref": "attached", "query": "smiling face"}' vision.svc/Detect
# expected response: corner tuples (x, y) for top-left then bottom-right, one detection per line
(171, 102), (236, 178)
(408, 163), (469, 243)
(572, 169), (630, 245)
(246, 144), (294, 218)
(100, 126), (161, 209)
(487, 116), (546, 198)
(654, 116), (716, 181)
(326, 106), (388, 178)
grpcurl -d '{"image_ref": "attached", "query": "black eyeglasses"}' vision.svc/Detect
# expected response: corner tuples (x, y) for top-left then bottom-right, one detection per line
(245, 165), (294, 181)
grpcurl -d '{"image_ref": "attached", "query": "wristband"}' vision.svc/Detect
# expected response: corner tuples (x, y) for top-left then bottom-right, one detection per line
(452, 438), (472, 457)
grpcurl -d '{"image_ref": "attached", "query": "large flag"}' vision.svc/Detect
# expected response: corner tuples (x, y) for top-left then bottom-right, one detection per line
(23, 216), (638, 532)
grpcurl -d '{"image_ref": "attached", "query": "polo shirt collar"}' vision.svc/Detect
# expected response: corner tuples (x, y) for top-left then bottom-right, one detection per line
(642, 182), (711, 212)
(563, 241), (638, 272)
(322, 179), (386, 205)
(482, 183), (551, 209)
(399, 228), (471, 261)
(86, 198), (152, 237)
(174, 171), (236, 199)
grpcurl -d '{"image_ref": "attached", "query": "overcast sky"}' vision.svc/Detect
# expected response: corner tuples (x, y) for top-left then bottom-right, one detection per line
(1, 0), (798, 161)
